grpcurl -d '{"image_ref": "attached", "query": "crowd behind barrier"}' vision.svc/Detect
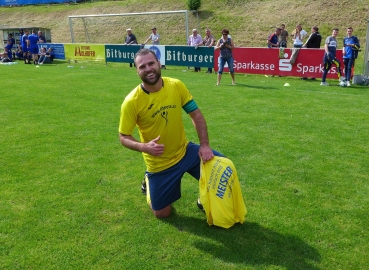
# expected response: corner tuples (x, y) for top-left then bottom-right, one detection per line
(26, 43), (343, 79)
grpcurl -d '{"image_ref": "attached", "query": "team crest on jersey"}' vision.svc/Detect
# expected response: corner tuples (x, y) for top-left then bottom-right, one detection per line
(161, 111), (168, 126)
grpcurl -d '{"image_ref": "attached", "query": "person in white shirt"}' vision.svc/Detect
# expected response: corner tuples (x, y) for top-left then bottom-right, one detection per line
(291, 24), (307, 48)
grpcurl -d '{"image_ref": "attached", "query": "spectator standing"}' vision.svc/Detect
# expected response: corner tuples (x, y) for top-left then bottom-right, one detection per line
(320, 28), (343, 86)
(144, 27), (160, 45)
(215, 28), (235, 86)
(291, 24), (308, 48)
(279, 24), (288, 48)
(187, 29), (203, 72)
(303, 26), (322, 48)
(301, 26), (322, 80)
(267, 28), (281, 48)
(28, 30), (39, 65)
(119, 48), (222, 218)
(202, 29), (215, 73)
(124, 28), (138, 67)
(38, 31), (46, 43)
(144, 27), (166, 69)
(343, 27), (360, 86)
(21, 29), (30, 64)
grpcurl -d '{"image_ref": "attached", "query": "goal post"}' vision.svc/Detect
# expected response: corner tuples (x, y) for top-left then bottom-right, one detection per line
(364, 19), (369, 76)
(68, 10), (199, 46)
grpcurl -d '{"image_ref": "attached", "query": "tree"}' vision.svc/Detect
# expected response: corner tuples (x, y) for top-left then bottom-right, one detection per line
(187, 0), (201, 11)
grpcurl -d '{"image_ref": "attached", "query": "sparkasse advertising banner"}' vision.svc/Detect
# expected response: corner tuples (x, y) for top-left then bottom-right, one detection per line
(165, 46), (214, 68)
(64, 44), (105, 61)
(214, 48), (344, 79)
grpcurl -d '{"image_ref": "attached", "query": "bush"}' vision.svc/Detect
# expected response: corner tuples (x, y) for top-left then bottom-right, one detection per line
(187, 0), (201, 11)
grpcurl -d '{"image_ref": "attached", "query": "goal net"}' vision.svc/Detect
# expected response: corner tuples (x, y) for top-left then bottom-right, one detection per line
(68, 10), (200, 46)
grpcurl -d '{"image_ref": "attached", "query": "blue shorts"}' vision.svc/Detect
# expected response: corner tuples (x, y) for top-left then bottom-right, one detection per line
(30, 47), (38, 54)
(146, 142), (223, 211)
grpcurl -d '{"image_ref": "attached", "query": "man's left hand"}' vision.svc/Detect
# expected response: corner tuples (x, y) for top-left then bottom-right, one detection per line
(199, 144), (214, 163)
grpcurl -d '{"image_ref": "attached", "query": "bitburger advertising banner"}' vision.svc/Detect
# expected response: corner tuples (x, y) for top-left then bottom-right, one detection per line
(165, 46), (214, 68)
(105, 44), (141, 63)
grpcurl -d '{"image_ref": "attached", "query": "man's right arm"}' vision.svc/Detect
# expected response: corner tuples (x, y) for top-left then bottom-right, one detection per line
(120, 134), (164, 156)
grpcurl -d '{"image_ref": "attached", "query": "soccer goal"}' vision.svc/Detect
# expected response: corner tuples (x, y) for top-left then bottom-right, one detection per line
(68, 10), (200, 46)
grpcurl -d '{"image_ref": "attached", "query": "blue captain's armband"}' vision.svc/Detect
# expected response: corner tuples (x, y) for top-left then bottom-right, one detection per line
(183, 100), (198, 114)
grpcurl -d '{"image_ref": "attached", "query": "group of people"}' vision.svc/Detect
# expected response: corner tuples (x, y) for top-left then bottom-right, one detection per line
(268, 23), (361, 86)
(20, 29), (54, 65)
(1, 29), (54, 65)
(186, 28), (236, 85)
(124, 27), (236, 85)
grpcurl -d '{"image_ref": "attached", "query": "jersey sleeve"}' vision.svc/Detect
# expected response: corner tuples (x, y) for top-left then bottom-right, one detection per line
(119, 97), (138, 135)
(175, 79), (193, 107)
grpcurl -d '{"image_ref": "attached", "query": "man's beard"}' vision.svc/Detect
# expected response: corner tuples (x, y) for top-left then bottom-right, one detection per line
(141, 68), (161, 85)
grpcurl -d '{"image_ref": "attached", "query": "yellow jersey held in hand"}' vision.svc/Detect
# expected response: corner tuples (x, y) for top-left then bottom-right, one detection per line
(199, 156), (247, 228)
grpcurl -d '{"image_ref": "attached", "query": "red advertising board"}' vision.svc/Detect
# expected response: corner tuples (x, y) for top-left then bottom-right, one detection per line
(214, 47), (344, 79)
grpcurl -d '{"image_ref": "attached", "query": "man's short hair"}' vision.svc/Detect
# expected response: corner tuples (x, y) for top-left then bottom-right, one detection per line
(134, 48), (158, 62)
(332, 27), (339, 31)
(313, 26), (319, 31)
(222, 28), (229, 35)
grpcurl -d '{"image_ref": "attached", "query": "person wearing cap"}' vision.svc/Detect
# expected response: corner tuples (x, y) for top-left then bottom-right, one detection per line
(187, 29), (203, 72)
(144, 27), (166, 69)
(124, 28), (138, 67)
(124, 28), (138, 45)
(144, 27), (160, 45)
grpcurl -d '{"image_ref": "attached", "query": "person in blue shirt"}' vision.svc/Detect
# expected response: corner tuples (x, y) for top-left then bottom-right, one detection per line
(320, 28), (343, 86)
(15, 45), (23, 60)
(21, 29), (30, 64)
(343, 27), (360, 86)
(267, 28), (281, 48)
(7, 33), (15, 49)
(0, 40), (13, 62)
(28, 29), (39, 64)
(38, 47), (55, 64)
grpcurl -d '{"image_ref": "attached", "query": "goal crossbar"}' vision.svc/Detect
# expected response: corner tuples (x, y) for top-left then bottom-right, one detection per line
(68, 10), (192, 44)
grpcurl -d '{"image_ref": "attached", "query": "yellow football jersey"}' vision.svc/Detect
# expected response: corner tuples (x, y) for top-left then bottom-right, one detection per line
(199, 157), (247, 228)
(119, 77), (194, 172)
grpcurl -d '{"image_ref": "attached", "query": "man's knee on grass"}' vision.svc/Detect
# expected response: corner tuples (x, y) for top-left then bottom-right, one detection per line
(152, 204), (171, 218)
